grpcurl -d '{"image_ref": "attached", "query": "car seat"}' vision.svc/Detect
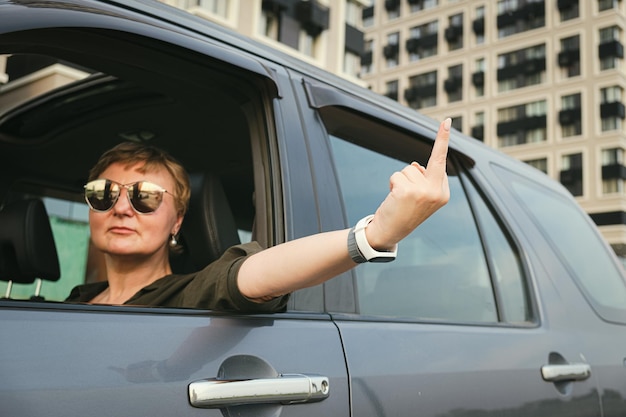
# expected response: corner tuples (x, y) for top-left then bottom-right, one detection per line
(0, 199), (60, 299)
(170, 172), (241, 274)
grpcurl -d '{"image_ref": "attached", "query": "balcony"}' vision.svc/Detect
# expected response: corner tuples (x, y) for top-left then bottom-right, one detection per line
(406, 38), (420, 53)
(558, 49), (580, 67)
(599, 40), (624, 60)
(558, 108), (581, 125)
(557, 0), (577, 11)
(444, 76), (462, 93)
(404, 84), (437, 101)
(383, 43), (399, 59)
(471, 125), (484, 140)
(385, 0), (400, 11)
(497, 115), (546, 135)
(295, 0), (329, 37)
(600, 102), (626, 119)
(445, 26), (462, 43)
(497, 1), (545, 28)
(360, 50), (372, 66)
(602, 164), (626, 180)
(559, 167), (582, 185)
(472, 18), (484, 36)
(472, 71), (484, 87)
(497, 58), (545, 80)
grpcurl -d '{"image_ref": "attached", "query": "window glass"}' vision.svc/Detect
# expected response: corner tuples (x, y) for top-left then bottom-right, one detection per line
(494, 164), (626, 323)
(463, 177), (530, 323)
(329, 136), (499, 323)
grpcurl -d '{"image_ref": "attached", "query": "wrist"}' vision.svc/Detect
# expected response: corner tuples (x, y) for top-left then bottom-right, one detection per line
(347, 215), (397, 263)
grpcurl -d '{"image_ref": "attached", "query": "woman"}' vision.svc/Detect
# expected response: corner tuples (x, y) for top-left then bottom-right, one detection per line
(67, 118), (451, 310)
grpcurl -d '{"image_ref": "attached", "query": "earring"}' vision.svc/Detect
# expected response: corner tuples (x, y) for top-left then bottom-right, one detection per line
(169, 234), (178, 248)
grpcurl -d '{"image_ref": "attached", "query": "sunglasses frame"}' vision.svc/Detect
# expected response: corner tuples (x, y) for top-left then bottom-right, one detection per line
(84, 178), (172, 214)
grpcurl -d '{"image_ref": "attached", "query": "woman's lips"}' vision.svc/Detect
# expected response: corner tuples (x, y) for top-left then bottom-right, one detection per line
(108, 226), (135, 234)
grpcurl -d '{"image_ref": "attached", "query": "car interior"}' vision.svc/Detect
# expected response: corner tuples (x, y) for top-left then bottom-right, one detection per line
(0, 28), (277, 302)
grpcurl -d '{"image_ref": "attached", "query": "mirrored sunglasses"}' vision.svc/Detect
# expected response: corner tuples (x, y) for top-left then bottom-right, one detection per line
(84, 179), (172, 214)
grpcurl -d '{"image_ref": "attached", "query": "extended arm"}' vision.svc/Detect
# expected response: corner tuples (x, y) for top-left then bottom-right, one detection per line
(238, 118), (452, 302)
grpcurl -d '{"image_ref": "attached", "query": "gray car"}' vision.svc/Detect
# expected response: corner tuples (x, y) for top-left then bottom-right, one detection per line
(1, 1), (625, 416)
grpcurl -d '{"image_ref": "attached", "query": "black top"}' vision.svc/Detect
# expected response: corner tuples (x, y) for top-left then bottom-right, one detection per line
(66, 242), (288, 312)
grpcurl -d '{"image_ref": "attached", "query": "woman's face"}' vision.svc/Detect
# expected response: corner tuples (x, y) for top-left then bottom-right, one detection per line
(88, 162), (183, 259)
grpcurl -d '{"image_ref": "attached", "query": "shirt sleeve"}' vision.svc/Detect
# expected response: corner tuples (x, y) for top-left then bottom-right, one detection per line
(180, 241), (289, 312)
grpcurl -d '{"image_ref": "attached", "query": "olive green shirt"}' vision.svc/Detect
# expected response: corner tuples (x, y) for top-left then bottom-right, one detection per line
(65, 242), (288, 312)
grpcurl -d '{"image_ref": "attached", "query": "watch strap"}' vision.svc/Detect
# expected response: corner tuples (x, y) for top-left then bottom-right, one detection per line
(348, 215), (398, 263)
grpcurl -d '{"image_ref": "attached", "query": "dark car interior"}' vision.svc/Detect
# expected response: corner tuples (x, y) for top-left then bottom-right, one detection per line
(0, 27), (278, 300)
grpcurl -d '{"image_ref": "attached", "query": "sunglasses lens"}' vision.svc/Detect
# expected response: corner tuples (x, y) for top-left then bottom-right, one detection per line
(129, 181), (164, 213)
(85, 179), (119, 212)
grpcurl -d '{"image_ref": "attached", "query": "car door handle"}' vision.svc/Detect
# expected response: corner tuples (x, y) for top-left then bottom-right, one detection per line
(541, 363), (591, 382)
(188, 373), (330, 408)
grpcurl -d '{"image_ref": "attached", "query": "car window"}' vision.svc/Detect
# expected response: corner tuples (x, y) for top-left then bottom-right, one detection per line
(494, 164), (626, 323)
(329, 135), (531, 324)
(0, 29), (275, 306)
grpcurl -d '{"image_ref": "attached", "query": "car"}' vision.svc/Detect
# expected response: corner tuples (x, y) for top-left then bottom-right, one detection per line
(1, 1), (626, 416)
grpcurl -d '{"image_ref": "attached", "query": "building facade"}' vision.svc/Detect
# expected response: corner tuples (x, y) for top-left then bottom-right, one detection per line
(360, 0), (626, 259)
(162, 0), (368, 83)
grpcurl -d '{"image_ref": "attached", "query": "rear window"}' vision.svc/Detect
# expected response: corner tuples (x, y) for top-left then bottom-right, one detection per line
(494, 164), (626, 324)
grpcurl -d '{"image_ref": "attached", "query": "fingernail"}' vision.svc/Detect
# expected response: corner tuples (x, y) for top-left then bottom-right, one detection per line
(443, 118), (452, 131)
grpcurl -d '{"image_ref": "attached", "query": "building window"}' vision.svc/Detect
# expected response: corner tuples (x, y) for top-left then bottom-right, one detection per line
(474, 6), (485, 45)
(385, 79), (399, 101)
(497, 0), (545, 38)
(558, 0), (579, 21)
(473, 58), (485, 97)
(599, 0), (621, 12)
(560, 93), (582, 137)
(445, 64), (463, 102)
(599, 26), (624, 71)
(260, 4), (280, 40)
(497, 44), (546, 92)
(472, 111), (485, 141)
(600, 86), (625, 131)
(446, 13), (464, 51)
(344, 50), (361, 78)
(451, 116), (462, 133)
(602, 148), (626, 194)
(192, 0), (229, 17)
(497, 100), (547, 147)
(407, 21), (438, 62)
(559, 35), (580, 77)
(383, 32), (400, 68)
(346, 0), (361, 26)
(524, 158), (548, 174)
(405, 70), (437, 109)
(361, 39), (373, 75)
(385, 0), (400, 19)
(260, 1), (329, 56)
(362, 5), (374, 28)
(409, 0), (438, 13)
(560, 153), (583, 197)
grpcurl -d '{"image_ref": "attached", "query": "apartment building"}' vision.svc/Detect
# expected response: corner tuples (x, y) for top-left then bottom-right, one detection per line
(360, 0), (626, 258)
(162, 0), (368, 82)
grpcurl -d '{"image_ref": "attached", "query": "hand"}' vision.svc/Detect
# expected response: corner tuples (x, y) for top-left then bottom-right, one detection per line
(365, 118), (451, 250)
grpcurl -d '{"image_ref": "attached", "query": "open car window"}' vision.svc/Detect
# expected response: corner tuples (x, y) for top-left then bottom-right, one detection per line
(0, 28), (278, 304)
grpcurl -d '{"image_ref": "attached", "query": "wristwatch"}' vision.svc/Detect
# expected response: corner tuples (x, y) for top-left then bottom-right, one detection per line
(347, 215), (398, 263)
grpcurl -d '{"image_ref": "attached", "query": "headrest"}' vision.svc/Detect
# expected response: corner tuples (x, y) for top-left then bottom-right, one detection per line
(0, 199), (60, 284)
(171, 173), (241, 274)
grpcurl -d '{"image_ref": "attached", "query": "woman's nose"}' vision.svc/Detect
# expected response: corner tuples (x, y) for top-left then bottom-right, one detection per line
(112, 188), (134, 215)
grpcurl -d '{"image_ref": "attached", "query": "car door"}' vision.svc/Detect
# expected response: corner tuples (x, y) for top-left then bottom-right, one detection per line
(0, 306), (349, 417)
(292, 78), (604, 416)
(0, 2), (350, 416)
